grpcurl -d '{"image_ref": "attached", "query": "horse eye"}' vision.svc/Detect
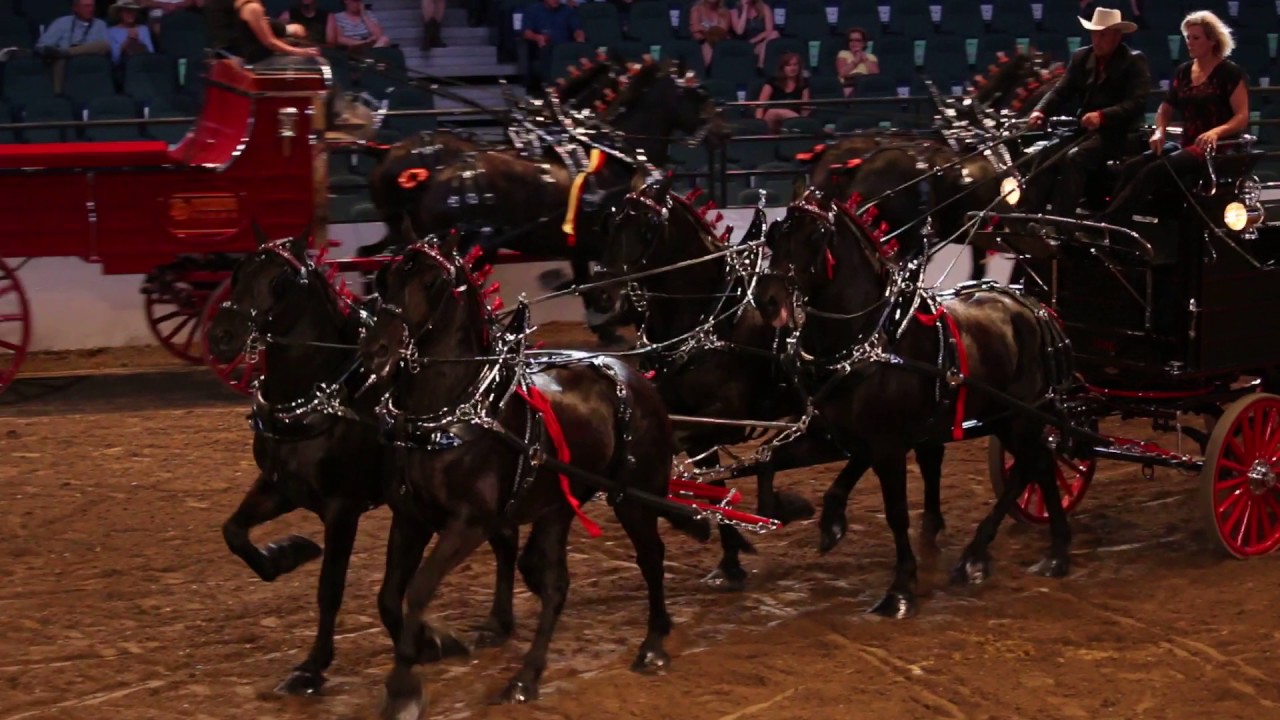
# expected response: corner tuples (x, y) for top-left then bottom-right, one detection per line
(270, 272), (291, 298)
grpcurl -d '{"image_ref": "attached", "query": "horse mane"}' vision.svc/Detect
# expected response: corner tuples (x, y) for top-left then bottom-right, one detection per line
(671, 186), (731, 244)
(554, 53), (620, 107)
(968, 50), (1034, 107)
(604, 57), (676, 121)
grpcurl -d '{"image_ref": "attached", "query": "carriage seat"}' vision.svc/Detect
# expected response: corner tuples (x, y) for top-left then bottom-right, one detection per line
(0, 141), (179, 171)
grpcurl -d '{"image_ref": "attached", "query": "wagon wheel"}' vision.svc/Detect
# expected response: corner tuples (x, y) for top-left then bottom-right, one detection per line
(988, 428), (1098, 526)
(141, 266), (225, 364)
(198, 278), (264, 396)
(1200, 393), (1280, 558)
(0, 258), (32, 395)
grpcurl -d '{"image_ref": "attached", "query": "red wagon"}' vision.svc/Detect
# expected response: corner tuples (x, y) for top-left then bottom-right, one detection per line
(0, 58), (334, 395)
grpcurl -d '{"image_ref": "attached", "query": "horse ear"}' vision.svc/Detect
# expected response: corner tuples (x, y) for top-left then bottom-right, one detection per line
(288, 223), (311, 260)
(746, 207), (767, 239)
(654, 172), (674, 203)
(251, 220), (270, 247)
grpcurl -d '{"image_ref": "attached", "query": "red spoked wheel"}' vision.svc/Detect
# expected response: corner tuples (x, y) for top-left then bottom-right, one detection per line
(988, 429), (1098, 525)
(199, 278), (264, 396)
(0, 258), (31, 395)
(141, 266), (227, 364)
(1200, 393), (1280, 558)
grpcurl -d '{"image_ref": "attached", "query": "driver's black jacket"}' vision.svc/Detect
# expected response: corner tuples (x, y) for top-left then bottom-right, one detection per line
(1033, 43), (1151, 148)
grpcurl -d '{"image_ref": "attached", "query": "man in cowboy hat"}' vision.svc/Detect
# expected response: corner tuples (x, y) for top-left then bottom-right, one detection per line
(1023, 7), (1150, 224)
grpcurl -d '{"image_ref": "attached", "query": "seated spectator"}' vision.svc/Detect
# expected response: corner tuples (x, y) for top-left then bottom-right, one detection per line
(756, 51), (809, 132)
(145, 0), (196, 36)
(36, 0), (111, 94)
(836, 26), (878, 97)
(327, 0), (392, 50)
(1080, 0), (1145, 29)
(280, 0), (329, 46)
(108, 1), (155, 65)
(731, 0), (777, 71)
(610, 0), (634, 36)
(689, 0), (731, 71)
(521, 0), (584, 95)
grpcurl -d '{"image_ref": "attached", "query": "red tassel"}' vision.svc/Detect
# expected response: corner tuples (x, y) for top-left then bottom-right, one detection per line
(643, 370), (656, 380)
(483, 281), (501, 296)
(718, 228), (731, 244)
(711, 212), (723, 226)
(472, 264), (493, 284)
(532, 341), (546, 349)
(514, 386), (602, 538)
(464, 246), (483, 267)
(489, 296), (504, 313)
(684, 187), (703, 204)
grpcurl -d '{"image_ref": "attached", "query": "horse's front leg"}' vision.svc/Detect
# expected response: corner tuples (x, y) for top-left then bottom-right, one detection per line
(475, 525), (519, 648)
(221, 471), (321, 582)
(817, 454), (872, 554)
(277, 502), (361, 695)
(868, 442), (919, 619)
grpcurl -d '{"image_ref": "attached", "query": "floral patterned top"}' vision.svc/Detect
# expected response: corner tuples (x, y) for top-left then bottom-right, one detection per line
(1166, 59), (1246, 146)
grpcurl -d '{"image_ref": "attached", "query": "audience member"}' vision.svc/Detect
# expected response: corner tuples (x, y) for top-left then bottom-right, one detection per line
(521, 0), (584, 94)
(145, 0), (197, 36)
(836, 26), (878, 97)
(756, 51), (809, 132)
(421, 0), (447, 50)
(689, 0), (731, 70)
(731, 0), (777, 71)
(108, 1), (155, 65)
(280, 0), (329, 46)
(327, 0), (392, 50)
(35, 0), (111, 94)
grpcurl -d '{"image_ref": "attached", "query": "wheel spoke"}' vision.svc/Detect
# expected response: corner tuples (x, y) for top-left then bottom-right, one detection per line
(1217, 486), (1246, 515)
(0, 313), (26, 323)
(1227, 436), (1251, 465)
(160, 314), (197, 344)
(0, 338), (23, 352)
(1225, 494), (1251, 545)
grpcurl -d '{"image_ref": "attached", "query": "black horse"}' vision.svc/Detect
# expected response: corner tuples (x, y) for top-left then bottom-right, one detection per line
(360, 59), (725, 343)
(592, 177), (949, 588)
(204, 229), (518, 694)
(753, 189), (1076, 617)
(358, 234), (709, 718)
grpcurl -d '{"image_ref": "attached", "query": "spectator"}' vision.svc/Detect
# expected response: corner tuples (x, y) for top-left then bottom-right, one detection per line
(689, 0), (731, 71)
(145, 0), (196, 36)
(108, 1), (155, 65)
(1079, 0), (1145, 29)
(280, 0), (328, 46)
(756, 51), (809, 132)
(35, 0), (111, 94)
(836, 26), (878, 97)
(205, 0), (319, 64)
(327, 0), (392, 50)
(731, 0), (777, 71)
(421, 0), (446, 50)
(610, 0), (634, 36)
(521, 0), (584, 95)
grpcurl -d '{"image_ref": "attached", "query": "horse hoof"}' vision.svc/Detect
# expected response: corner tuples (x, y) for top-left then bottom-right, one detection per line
(1029, 555), (1070, 578)
(773, 490), (815, 524)
(417, 630), (470, 664)
(630, 647), (670, 673)
(868, 591), (917, 619)
(920, 514), (946, 545)
(275, 668), (325, 696)
(817, 518), (847, 554)
(950, 556), (991, 587)
(381, 669), (425, 720)
(263, 535), (323, 578)
(494, 678), (538, 705)
(473, 622), (512, 650)
(701, 566), (747, 592)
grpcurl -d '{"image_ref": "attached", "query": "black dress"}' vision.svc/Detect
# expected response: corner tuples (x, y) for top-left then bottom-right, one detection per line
(205, 0), (286, 64)
(1165, 59), (1247, 147)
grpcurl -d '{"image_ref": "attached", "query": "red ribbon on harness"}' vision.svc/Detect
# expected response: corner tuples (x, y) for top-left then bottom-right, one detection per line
(915, 307), (970, 441)
(515, 385), (603, 538)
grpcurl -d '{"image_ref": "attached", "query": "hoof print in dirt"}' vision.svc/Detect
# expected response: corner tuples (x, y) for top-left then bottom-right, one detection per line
(494, 678), (539, 704)
(1029, 555), (1070, 578)
(701, 565), (747, 592)
(275, 668), (326, 696)
(868, 591), (917, 619)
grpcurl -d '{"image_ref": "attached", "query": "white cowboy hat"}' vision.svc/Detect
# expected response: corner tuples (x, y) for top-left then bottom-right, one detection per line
(1079, 7), (1138, 33)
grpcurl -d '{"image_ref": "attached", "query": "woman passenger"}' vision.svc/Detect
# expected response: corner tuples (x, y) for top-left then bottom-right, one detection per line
(1100, 10), (1248, 224)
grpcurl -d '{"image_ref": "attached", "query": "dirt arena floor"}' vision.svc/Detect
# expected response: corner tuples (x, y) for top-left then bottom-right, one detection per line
(3, 323), (1280, 720)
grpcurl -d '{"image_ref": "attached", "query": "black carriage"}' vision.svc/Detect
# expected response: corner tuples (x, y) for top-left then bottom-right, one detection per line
(970, 126), (1280, 558)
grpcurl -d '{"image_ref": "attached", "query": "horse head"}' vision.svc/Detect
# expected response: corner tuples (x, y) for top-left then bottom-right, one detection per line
(360, 229), (493, 383)
(605, 59), (725, 166)
(206, 223), (328, 364)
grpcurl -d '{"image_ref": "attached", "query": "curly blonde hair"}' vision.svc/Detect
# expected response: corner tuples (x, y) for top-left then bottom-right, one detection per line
(1182, 10), (1235, 58)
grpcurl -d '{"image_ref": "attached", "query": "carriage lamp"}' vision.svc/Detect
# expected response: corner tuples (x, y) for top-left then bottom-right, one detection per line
(1000, 176), (1022, 207)
(1223, 201), (1263, 233)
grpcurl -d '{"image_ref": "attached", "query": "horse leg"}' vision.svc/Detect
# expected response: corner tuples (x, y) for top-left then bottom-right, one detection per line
(694, 450), (754, 592)
(868, 444), (919, 619)
(915, 442), (947, 549)
(1025, 438), (1073, 578)
(221, 472), (321, 582)
(817, 455), (872, 554)
(376, 514), (432, 651)
(758, 447), (817, 525)
(277, 502), (361, 695)
(951, 432), (1028, 587)
(475, 525), (519, 648)
(381, 518), (489, 720)
(615, 491), (674, 674)
(496, 510), (574, 704)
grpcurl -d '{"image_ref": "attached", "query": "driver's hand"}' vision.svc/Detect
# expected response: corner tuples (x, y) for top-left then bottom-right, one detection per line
(1027, 110), (1045, 128)
(285, 23), (307, 38)
(293, 46), (321, 57)
(1149, 131), (1165, 155)
(1081, 111), (1103, 131)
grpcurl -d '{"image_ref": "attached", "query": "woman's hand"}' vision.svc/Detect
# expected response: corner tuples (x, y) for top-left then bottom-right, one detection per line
(1149, 129), (1164, 155)
(1195, 127), (1223, 151)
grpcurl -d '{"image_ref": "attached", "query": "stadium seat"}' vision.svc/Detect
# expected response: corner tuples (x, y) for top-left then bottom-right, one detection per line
(663, 39), (707, 77)
(924, 35), (969, 77)
(614, 40), (651, 63)
(145, 93), (196, 145)
(0, 15), (32, 49)
(1, 55), (55, 106)
(23, 1), (65, 34)
(0, 99), (13, 143)
(123, 54), (178, 105)
(708, 40), (757, 84)
(84, 94), (143, 142)
(938, 3), (985, 39)
(62, 55), (115, 110)
(20, 96), (74, 143)
(782, 4), (831, 41)
(385, 85), (437, 136)
(990, 0), (1035, 36)
(580, 3), (623, 47)
(628, 1), (674, 44)
(837, 1), (884, 37)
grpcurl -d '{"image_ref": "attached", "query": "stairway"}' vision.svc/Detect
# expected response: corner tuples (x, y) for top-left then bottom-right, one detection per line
(372, 2), (522, 85)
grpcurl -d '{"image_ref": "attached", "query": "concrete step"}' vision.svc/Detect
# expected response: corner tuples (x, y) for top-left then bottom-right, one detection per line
(425, 83), (523, 110)
(407, 61), (520, 78)
(401, 45), (498, 62)
(373, 7), (472, 26)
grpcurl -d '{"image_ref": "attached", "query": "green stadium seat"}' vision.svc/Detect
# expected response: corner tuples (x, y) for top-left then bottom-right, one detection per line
(2, 55), (55, 106)
(21, 96), (74, 143)
(146, 93), (196, 145)
(84, 95), (143, 142)
(123, 54), (178, 104)
(62, 54), (115, 110)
